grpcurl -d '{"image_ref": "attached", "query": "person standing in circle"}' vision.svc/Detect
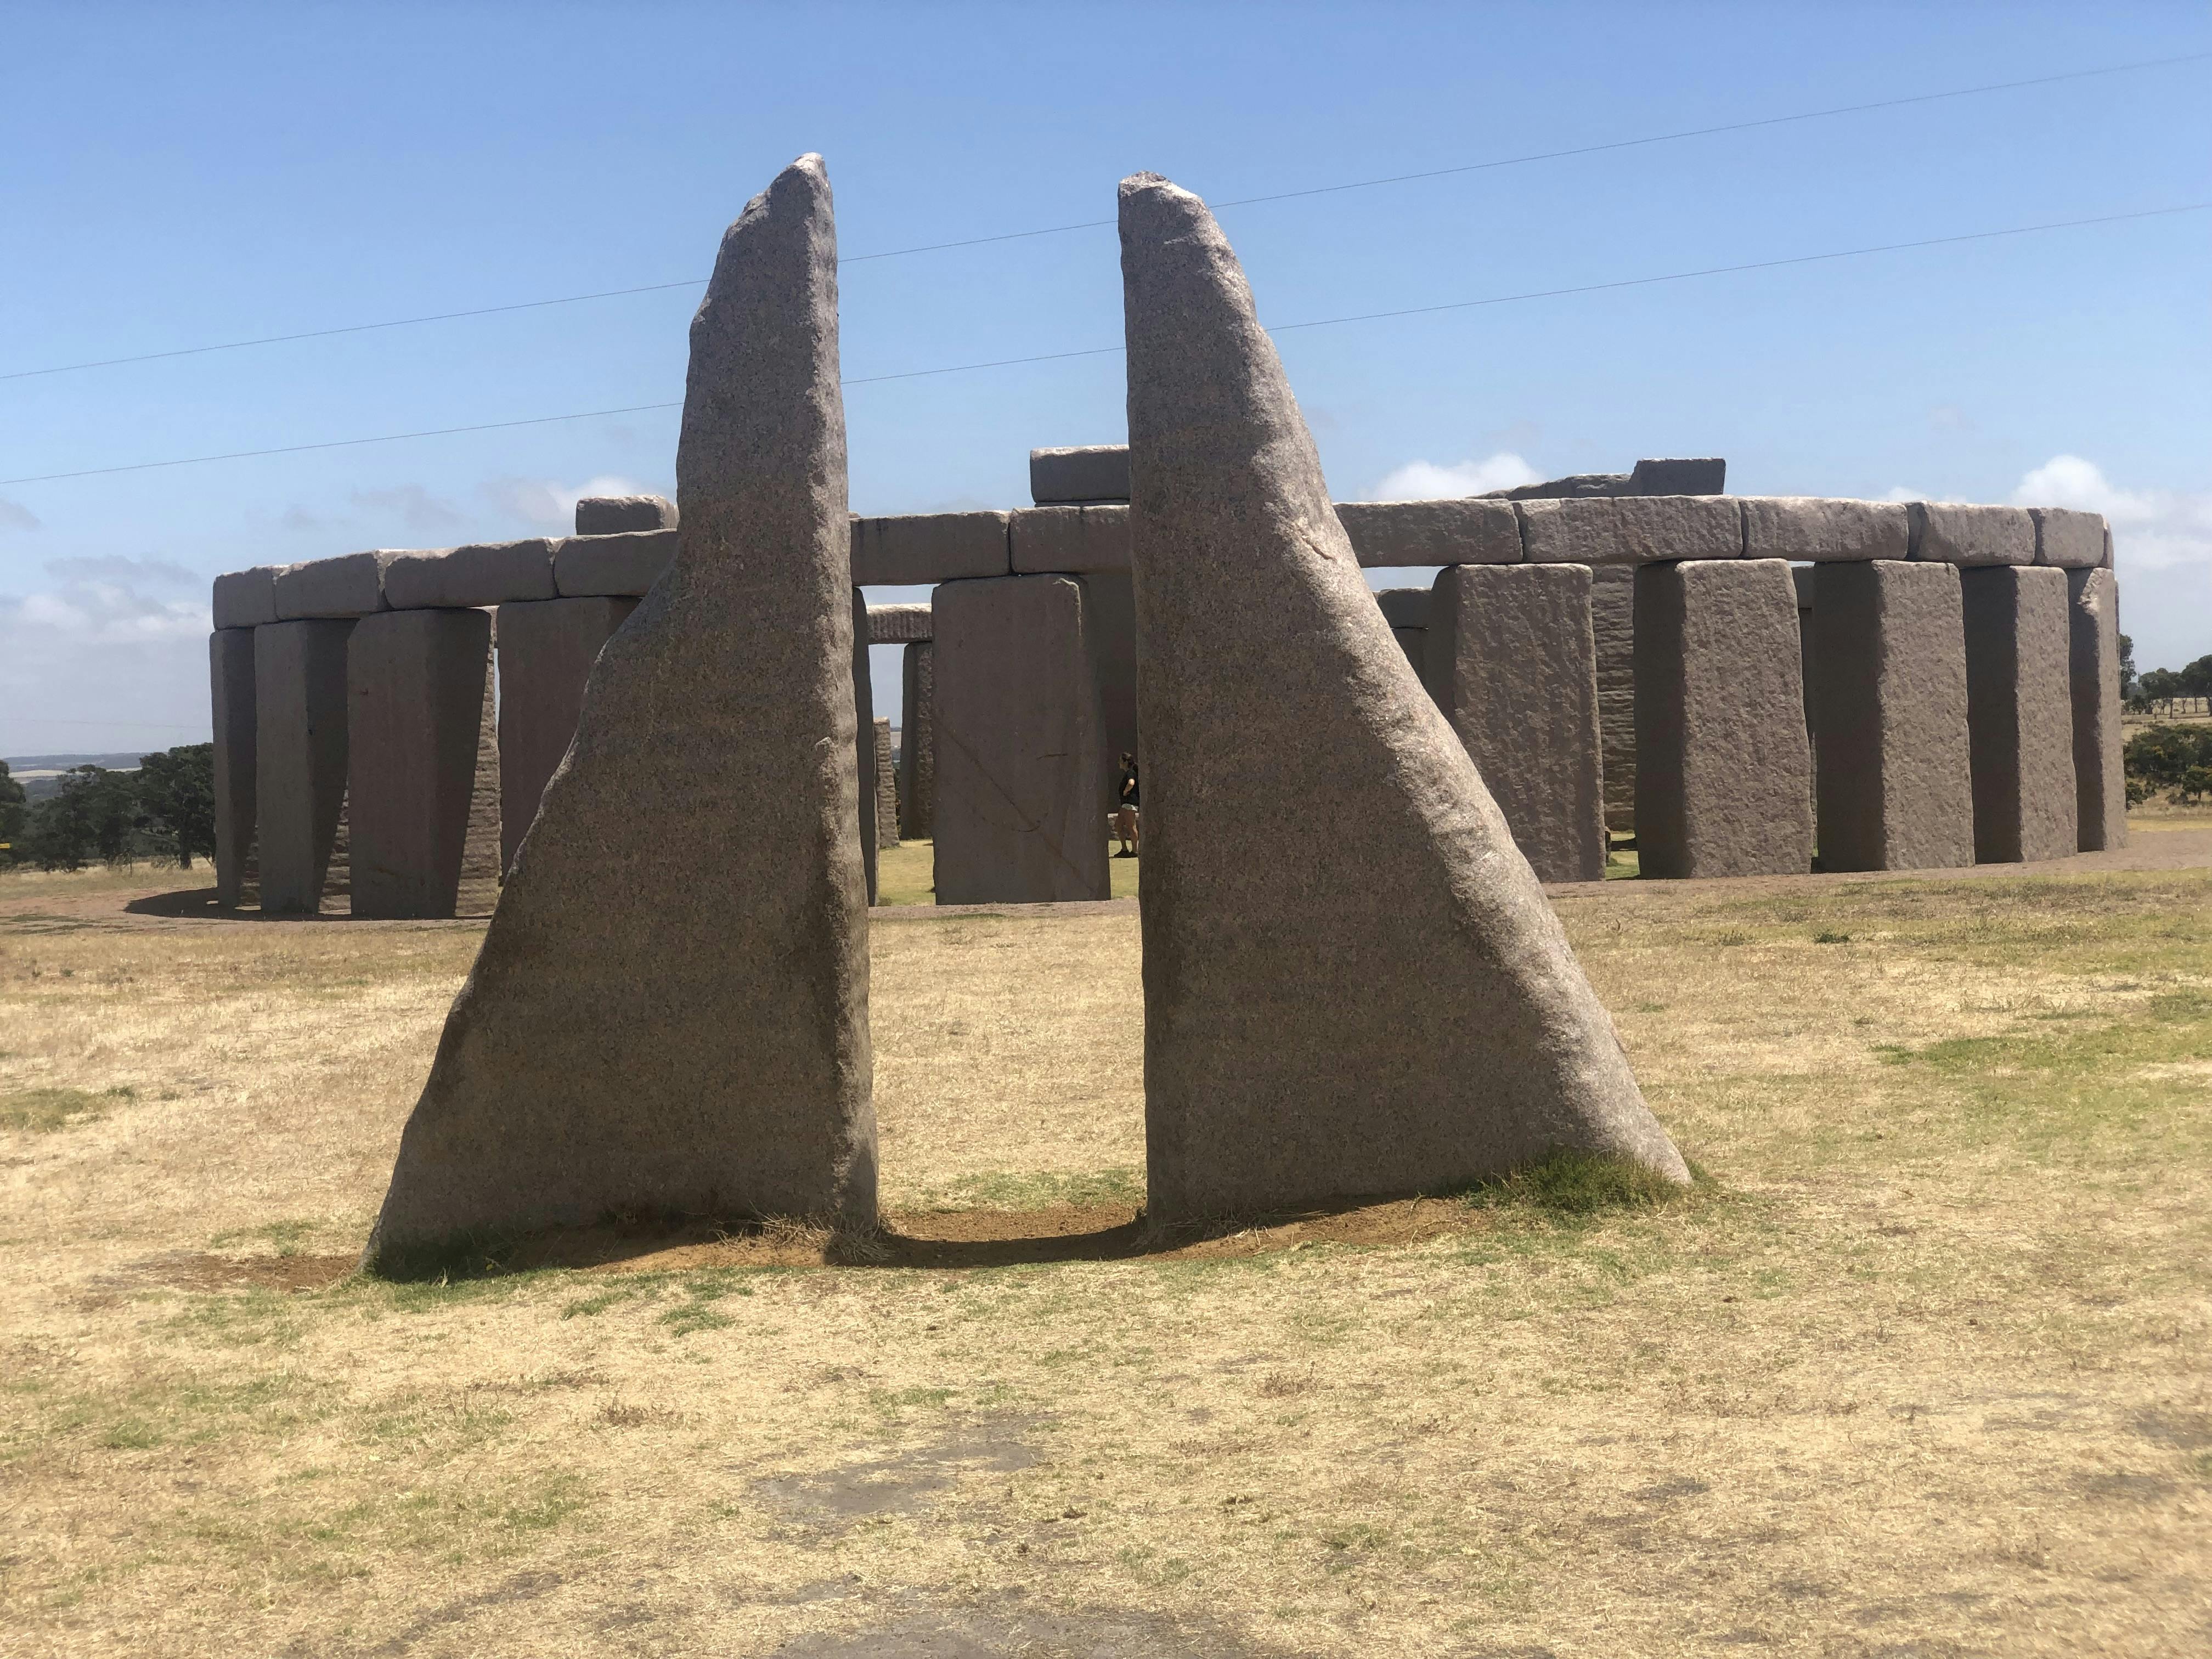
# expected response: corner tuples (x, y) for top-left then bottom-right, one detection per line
(1114, 752), (1141, 857)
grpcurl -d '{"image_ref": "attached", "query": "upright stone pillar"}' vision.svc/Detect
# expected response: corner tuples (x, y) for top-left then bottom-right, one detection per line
(1810, 562), (1974, 871)
(1429, 563), (1606, 882)
(1589, 566), (1636, 836)
(1634, 560), (1813, 878)
(1082, 568), (1142, 802)
(897, 640), (935, 839)
(210, 629), (257, 905)
(873, 717), (899, 848)
(853, 588), (877, 903)
(2067, 568), (2127, 851)
(1119, 170), (1685, 1222)
(493, 596), (638, 870)
(346, 609), (500, 919)
(932, 573), (1110, 905)
(254, 619), (354, 915)
(1962, 566), (2077, 863)
(367, 154), (875, 1265)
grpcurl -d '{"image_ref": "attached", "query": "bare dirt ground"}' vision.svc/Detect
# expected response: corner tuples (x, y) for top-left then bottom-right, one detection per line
(3, 839), (2210, 1656)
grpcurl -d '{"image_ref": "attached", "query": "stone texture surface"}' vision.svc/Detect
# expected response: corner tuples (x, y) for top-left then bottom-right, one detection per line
(1961, 566), (2078, 864)
(254, 619), (354, 913)
(1119, 171), (1685, 1221)
(383, 539), (557, 609)
(1742, 497), (1909, 562)
(931, 574), (1109, 905)
(493, 596), (640, 870)
(1907, 502), (2034, 566)
(1030, 445), (1132, 504)
(850, 511), (1010, 586)
(2034, 507), (2108, 569)
(2067, 567), (2127, 853)
(273, 552), (398, 619)
(1482, 471), (1631, 500)
(873, 717), (899, 849)
(346, 610), (502, 919)
(1428, 564), (1607, 883)
(213, 566), (282, 629)
(853, 587), (877, 904)
(866, 602), (933, 644)
(1631, 458), (1726, 495)
(1809, 561), (1974, 872)
(1336, 498), (1522, 567)
(1009, 504), (1132, 573)
(1634, 559), (1813, 878)
(1390, 625), (1427, 681)
(367, 154), (875, 1262)
(1374, 588), (1431, 628)
(1082, 569), (1142, 806)
(574, 494), (677, 535)
(898, 641), (935, 840)
(1521, 495), (1742, 565)
(553, 528), (679, 596)
(1590, 566), (1637, 834)
(210, 629), (257, 905)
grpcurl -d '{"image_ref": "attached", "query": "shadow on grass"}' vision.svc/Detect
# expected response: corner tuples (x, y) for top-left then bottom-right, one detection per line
(352, 1152), (1712, 1284)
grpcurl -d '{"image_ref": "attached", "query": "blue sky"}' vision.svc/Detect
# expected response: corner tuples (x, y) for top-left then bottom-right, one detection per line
(2, 1), (2207, 753)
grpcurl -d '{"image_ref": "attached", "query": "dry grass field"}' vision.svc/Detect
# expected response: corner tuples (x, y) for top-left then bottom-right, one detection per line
(3, 846), (2210, 1656)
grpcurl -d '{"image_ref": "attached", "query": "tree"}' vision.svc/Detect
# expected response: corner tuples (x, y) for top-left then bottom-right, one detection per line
(21, 766), (143, 870)
(2118, 633), (2137, 701)
(2124, 723), (2212, 805)
(137, 743), (215, 869)
(0, 760), (25, 864)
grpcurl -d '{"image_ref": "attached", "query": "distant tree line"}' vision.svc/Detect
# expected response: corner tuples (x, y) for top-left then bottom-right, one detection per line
(0, 745), (215, 871)
(2121, 635), (2212, 712)
(2123, 725), (2212, 808)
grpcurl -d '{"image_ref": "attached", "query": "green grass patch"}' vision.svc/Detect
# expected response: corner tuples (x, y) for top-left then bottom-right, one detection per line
(2, 1085), (133, 1133)
(1460, 1151), (1702, 1219)
(924, 1166), (1147, 1212)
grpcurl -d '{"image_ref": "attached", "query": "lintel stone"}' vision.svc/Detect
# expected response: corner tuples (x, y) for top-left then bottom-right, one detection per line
(1521, 495), (1742, 565)
(574, 495), (677, 535)
(865, 602), (933, 644)
(1009, 504), (1131, 573)
(2033, 507), (2107, 569)
(553, 528), (679, 597)
(273, 551), (398, 619)
(1909, 503), (2035, 566)
(1337, 497), (1520, 567)
(383, 539), (557, 609)
(1742, 496), (1908, 561)
(213, 566), (283, 629)
(1030, 445), (1131, 504)
(850, 511), (1010, 586)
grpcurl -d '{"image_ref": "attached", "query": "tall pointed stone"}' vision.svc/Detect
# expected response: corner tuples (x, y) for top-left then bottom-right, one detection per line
(366, 156), (873, 1265)
(1119, 173), (1685, 1221)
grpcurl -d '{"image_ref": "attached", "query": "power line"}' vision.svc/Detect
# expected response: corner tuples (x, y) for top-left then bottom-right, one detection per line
(4, 47), (2203, 384)
(3, 199), (2204, 489)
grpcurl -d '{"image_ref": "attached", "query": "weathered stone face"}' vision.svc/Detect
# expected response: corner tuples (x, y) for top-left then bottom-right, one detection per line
(253, 619), (354, 915)
(210, 630), (257, 905)
(492, 596), (640, 871)
(1429, 563), (1608, 884)
(2067, 568), (2126, 853)
(366, 155), (875, 1265)
(574, 495), (678, 535)
(1633, 559), (1814, 879)
(1961, 566), (2078, 864)
(1118, 171), (1686, 1221)
(1810, 561), (1974, 872)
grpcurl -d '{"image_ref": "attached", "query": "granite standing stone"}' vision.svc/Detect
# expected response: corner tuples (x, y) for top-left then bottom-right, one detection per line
(210, 629), (257, 905)
(1429, 563), (1607, 883)
(1119, 172), (1685, 1221)
(2067, 567), (2127, 852)
(492, 596), (640, 870)
(873, 716), (899, 848)
(254, 619), (354, 914)
(898, 641), (936, 839)
(1961, 566), (2078, 863)
(1810, 561), (1974, 872)
(1634, 560), (1813, 878)
(1083, 568), (1142, 800)
(853, 588), (877, 902)
(366, 155), (874, 1263)
(346, 609), (501, 919)
(931, 573), (1110, 905)
(1590, 566), (1637, 833)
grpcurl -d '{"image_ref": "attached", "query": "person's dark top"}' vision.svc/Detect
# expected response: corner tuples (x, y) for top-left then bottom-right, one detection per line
(1118, 763), (1139, 808)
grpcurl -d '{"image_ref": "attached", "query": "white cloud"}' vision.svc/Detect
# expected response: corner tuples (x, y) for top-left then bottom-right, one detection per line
(0, 496), (40, 532)
(349, 484), (466, 535)
(2011, 455), (2212, 576)
(1370, 452), (1541, 501)
(43, 554), (197, 587)
(481, 473), (652, 531)
(0, 567), (212, 751)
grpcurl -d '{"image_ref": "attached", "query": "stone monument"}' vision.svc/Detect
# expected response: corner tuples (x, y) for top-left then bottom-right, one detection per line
(1118, 171), (1688, 1221)
(365, 154), (874, 1265)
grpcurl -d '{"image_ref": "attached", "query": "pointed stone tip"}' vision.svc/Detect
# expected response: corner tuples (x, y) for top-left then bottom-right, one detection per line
(1118, 171), (1200, 217)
